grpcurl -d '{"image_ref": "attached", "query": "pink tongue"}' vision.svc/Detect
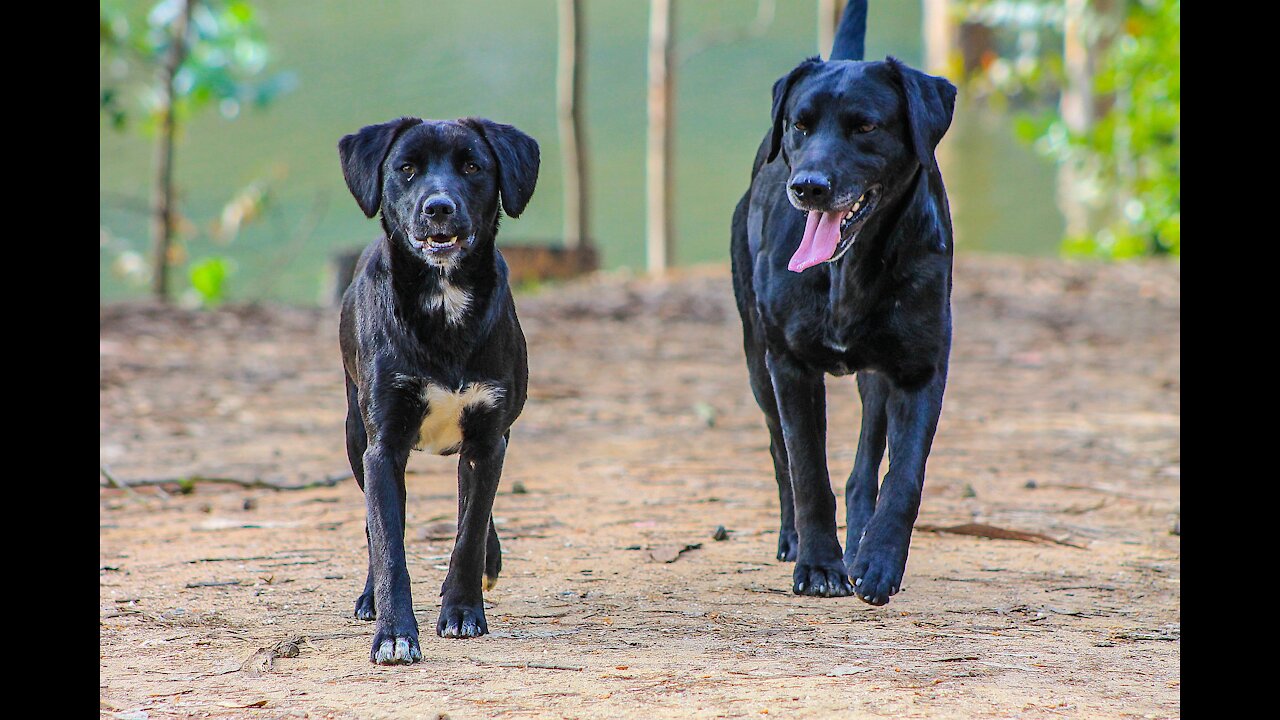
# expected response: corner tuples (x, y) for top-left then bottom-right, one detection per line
(788, 210), (843, 273)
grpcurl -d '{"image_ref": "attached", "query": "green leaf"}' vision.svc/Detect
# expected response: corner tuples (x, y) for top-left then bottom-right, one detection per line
(189, 256), (233, 307)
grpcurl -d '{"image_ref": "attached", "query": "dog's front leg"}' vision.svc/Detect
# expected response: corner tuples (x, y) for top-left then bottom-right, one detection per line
(362, 436), (422, 664)
(847, 368), (946, 606)
(437, 434), (506, 638)
(765, 350), (853, 597)
(842, 370), (890, 567)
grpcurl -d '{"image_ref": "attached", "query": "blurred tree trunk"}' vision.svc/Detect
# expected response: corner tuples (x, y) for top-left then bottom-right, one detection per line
(150, 0), (193, 303)
(1059, 0), (1122, 240)
(557, 0), (590, 250)
(645, 0), (674, 274)
(817, 0), (845, 58)
(924, 0), (960, 244)
(923, 0), (957, 75)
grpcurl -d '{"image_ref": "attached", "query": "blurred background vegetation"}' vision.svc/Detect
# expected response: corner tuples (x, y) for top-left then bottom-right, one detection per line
(100, 0), (1178, 307)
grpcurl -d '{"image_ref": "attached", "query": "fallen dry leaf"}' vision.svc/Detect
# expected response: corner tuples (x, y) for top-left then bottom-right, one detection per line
(914, 523), (1085, 549)
(646, 543), (703, 563)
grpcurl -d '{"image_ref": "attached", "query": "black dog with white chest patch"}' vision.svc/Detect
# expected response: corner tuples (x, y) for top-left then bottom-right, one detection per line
(730, 1), (957, 605)
(337, 117), (538, 664)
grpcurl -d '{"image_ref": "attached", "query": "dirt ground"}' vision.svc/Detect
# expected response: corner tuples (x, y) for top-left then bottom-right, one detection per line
(100, 256), (1180, 719)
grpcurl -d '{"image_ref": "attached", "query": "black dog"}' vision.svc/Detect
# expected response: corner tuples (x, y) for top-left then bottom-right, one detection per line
(337, 117), (538, 663)
(729, 1), (956, 605)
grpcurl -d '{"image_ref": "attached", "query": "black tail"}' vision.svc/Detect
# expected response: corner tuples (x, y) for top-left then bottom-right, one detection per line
(829, 0), (867, 61)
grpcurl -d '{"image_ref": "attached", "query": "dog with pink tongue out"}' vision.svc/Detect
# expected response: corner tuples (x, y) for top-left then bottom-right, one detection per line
(729, 0), (957, 607)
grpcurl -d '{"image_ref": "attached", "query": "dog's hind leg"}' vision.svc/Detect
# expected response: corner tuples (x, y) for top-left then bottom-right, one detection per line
(451, 485), (501, 591)
(843, 371), (889, 569)
(481, 431), (510, 589)
(345, 376), (379, 622)
(847, 366), (947, 606)
(484, 516), (502, 590)
(438, 435), (507, 638)
(765, 350), (852, 598)
(744, 344), (800, 561)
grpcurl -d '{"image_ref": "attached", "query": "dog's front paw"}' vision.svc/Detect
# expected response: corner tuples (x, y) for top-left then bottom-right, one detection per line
(370, 625), (422, 665)
(354, 590), (376, 621)
(437, 602), (488, 639)
(846, 543), (908, 606)
(777, 528), (800, 562)
(792, 560), (853, 597)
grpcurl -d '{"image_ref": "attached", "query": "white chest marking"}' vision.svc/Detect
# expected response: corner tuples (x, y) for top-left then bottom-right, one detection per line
(422, 279), (472, 325)
(414, 381), (504, 455)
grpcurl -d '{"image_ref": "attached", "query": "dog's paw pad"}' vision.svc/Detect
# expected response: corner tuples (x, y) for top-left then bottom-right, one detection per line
(370, 631), (422, 665)
(792, 562), (853, 597)
(437, 604), (488, 639)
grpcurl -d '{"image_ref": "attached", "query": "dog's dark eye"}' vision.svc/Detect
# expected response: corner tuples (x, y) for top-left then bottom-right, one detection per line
(462, 162), (480, 175)
(400, 163), (415, 175)
(792, 120), (809, 134)
(858, 123), (877, 134)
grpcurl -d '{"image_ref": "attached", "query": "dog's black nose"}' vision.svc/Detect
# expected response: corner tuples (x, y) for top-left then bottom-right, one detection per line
(422, 195), (457, 218)
(789, 173), (831, 201)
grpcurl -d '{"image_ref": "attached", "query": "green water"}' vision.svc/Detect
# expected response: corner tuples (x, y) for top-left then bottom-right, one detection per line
(99, 0), (1063, 305)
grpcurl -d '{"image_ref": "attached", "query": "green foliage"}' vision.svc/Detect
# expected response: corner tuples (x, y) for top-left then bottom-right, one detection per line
(100, 0), (295, 131)
(101, 0), (292, 304)
(954, 0), (1067, 110)
(960, 0), (1179, 258)
(187, 256), (234, 307)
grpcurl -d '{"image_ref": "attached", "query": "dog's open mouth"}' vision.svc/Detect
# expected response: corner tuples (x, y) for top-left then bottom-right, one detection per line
(409, 234), (461, 255)
(788, 186), (880, 273)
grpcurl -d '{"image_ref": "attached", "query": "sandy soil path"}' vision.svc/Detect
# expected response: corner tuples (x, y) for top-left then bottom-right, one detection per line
(100, 256), (1180, 719)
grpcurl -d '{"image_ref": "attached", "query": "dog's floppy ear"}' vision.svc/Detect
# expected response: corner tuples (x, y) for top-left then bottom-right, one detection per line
(768, 56), (822, 163)
(887, 57), (956, 175)
(462, 118), (541, 218)
(338, 117), (421, 218)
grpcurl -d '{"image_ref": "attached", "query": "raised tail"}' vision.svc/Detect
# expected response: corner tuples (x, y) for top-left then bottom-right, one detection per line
(828, 0), (867, 62)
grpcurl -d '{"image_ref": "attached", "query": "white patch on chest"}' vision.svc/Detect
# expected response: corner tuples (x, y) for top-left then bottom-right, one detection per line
(413, 381), (504, 455)
(422, 278), (472, 325)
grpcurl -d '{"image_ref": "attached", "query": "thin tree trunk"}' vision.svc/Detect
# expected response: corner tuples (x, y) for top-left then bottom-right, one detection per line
(817, 0), (844, 59)
(150, 0), (193, 302)
(645, 0), (674, 274)
(1059, 0), (1120, 241)
(557, 0), (590, 250)
(923, 0), (955, 76)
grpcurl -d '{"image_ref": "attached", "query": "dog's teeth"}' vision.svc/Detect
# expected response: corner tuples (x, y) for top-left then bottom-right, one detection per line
(845, 211), (854, 220)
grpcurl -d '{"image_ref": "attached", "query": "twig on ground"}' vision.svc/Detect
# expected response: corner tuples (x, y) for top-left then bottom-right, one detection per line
(99, 471), (351, 492)
(100, 464), (142, 499)
(468, 658), (584, 671)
